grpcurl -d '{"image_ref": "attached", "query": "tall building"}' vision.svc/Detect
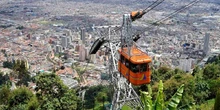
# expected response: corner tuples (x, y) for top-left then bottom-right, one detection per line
(80, 28), (85, 44)
(63, 29), (72, 36)
(179, 59), (193, 72)
(61, 36), (68, 48)
(67, 37), (71, 47)
(203, 33), (210, 55)
(79, 45), (86, 61)
(90, 54), (97, 63)
(47, 44), (52, 52)
(55, 45), (62, 53)
(184, 35), (188, 41)
(64, 29), (73, 42)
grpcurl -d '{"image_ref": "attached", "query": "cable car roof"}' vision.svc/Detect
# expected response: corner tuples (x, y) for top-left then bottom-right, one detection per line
(118, 47), (152, 64)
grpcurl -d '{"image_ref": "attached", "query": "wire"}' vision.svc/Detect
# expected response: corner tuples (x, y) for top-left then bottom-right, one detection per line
(134, 0), (201, 37)
(143, 0), (162, 11)
(153, 0), (200, 24)
(112, 0), (165, 32)
(143, 0), (165, 13)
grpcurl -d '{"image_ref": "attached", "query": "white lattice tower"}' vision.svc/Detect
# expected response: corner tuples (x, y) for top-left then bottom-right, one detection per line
(92, 14), (144, 110)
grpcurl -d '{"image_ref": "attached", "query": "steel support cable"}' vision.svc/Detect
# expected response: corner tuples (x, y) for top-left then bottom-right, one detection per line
(113, 0), (165, 33)
(143, 0), (165, 13)
(91, 0), (199, 93)
(134, 0), (201, 37)
(143, 0), (163, 11)
(153, 0), (200, 24)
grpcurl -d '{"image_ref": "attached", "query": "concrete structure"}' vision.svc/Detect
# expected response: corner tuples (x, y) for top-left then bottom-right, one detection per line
(55, 45), (62, 53)
(67, 37), (71, 47)
(179, 58), (193, 72)
(61, 36), (68, 48)
(47, 44), (52, 52)
(203, 33), (210, 55)
(90, 54), (97, 63)
(63, 29), (72, 36)
(60, 76), (79, 89)
(80, 28), (85, 44)
(79, 44), (86, 61)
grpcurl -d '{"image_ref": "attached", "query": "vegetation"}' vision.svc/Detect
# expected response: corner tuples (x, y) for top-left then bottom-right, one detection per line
(0, 72), (10, 87)
(139, 80), (184, 110)
(0, 86), (37, 110)
(12, 60), (31, 86)
(16, 26), (25, 30)
(0, 72), (80, 110)
(84, 85), (112, 109)
(3, 61), (14, 69)
(214, 89), (220, 110)
(35, 73), (80, 110)
(0, 55), (219, 110)
(136, 55), (220, 109)
(195, 99), (215, 110)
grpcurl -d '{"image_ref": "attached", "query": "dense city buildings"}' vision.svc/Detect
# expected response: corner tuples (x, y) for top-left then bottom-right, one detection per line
(0, 0), (219, 87)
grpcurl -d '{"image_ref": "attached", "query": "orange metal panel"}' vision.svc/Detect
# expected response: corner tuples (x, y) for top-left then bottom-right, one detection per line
(118, 47), (152, 64)
(118, 62), (151, 85)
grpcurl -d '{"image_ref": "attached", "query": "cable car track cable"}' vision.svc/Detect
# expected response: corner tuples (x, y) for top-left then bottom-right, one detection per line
(113, 0), (165, 32)
(143, 0), (165, 13)
(153, 0), (200, 25)
(133, 0), (201, 39)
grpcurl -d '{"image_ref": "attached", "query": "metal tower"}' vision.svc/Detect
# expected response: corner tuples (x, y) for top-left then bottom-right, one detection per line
(88, 1), (200, 109)
(91, 14), (144, 110)
(111, 14), (144, 110)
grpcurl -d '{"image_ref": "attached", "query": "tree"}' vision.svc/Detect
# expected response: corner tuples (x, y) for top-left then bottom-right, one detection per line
(207, 78), (220, 99)
(157, 66), (171, 75)
(203, 63), (220, 80)
(193, 77), (210, 104)
(96, 92), (107, 102)
(206, 55), (220, 64)
(35, 73), (79, 109)
(0, 86), (10, 105)
(0, 72), (10, 86)
(84, 85), (102, 109)
(134, 80), (184, 110)
(12, 60), (31, 86)
(35, 73), (67, 98)
(3, 61), (14, 69)
(8, 87), (36, 109)
(192, 66), (200, 76)
(162, 73), (195, 107)
(214, 89), (220, 110)
(151, 67), (181, 83)
(26, 96), (39, 110)
(84, 85), (112, 109)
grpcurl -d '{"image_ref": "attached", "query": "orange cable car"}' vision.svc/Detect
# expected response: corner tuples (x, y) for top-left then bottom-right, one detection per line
(118, 46), (152, 85)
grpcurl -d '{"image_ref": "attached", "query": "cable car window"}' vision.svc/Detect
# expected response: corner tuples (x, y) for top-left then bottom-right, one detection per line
(125, 59), (129, 67)
(120, 55), (125, 64)
(140, 63), (147, 72)
(130, 63), (139, 73)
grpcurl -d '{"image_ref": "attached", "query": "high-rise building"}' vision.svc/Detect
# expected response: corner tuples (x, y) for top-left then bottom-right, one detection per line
(63, 29), (72, 36)
(80, 28), (85, 44)
(203, 33), (210, 55)
(90, 54), (97, 63)
(61, 36), (68, 48)
(79, 45), (86, 61)
(179, 59), (193, 72)
(184, 35), (188, 41)
(63, 29), (73, 42)
(47, 44), (52, 52)
(55, 45), (62, 53)
(67, 37), (71, 47)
